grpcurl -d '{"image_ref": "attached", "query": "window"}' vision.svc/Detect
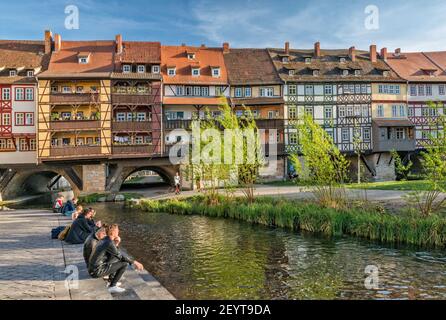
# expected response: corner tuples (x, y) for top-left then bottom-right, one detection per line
(342, 128), (350, 141)
(234, 87), (242, 98)
(418, 85), (425, 96)
(193, 86), (201, 96)
(51, 86), (58, 93)
(346, 106), (354, 117)
(137, 65), (146, 73)
(392, 105), (398, 117)
(340, 57), (346, 63)
(408, 107), (415, 117)
(244, 87), (252, 97)
(187, 53), (195, 60)
(410, 85), (417, 96)
(2, 114), (10, 126)
(426, 85), (433, 96)
(377, 105), (384, 117)
(0, 139), (14, 150)
(395, 128), (405, 140)
(399, 105), (406, 117)
(62, 87), (71, 94)
(304, 106), (313, 117)
(282, 57), (289, 63)
(324, 107), (333, 119)
(212, 68), (221, 78)
(79, 57), (88, 64)
(260, 87), (274, 97)
(15, 88), (24, 101)
(123, 65), (131, 73)
(185, 86), (193, 96)
(136, 113), (146, 122)
(116, 113), (126, 122)
(168, 68), (176, 76)
(290, 133), (298, 145)
(313, 70), (320, 77)
(2, 88), (10, 100)
(379, 84), (400, 95)
(201, 87), (209, 97)
(176, 86), (184, 96)
(192, 68), (200, 76)
(30, 139), (36, 151)
(362, 105), (369, 117)
(354, 70), (361, 76)
(325, 130), (334, 141)
(342, 70), (349, 76)
(363, 128), (371, 141)
(9, 70), (17, 77)
(339, 106), (346, 118)
(289, 70), (295, 76)
(361, 84), (368, 94)
(215, 86), (225, 96)
(23, 88), (33, 101)
(289, 106), (297, 119)
(151, 65), (160, 74)
(439, 85), (445, 96)
(76, 86), (84, 93)
(27, 70), (34, 77)
(324, 85), (333, 95)
(304, 85), (313, 95)
(288, 85), (297, 95)
(15, 113), (24, 125)
(76, 138), (85, 146)
(305, 58), (312, 64)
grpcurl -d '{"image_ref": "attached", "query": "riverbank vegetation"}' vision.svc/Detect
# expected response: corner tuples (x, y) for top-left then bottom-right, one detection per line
(79, 192), (142, 204)
(129, 195), (446, 247)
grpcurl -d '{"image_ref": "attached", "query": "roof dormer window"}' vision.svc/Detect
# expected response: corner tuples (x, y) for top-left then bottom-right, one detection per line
(339, 57), (347, 63)
(123, 65), (131, 73)
(282, 57), (289, 63)
(9, 70), (17, 77)
(354, 69), (361, 76)
(187, 53), (196, 60)
(192, 68), (200, 77)
(313, 70), (320, 77)
(305, 57), (312, 64)
(289, 70), (295, 76)
(168, 67), (176, 77)
(78, 53), (91, 64)
(211, 67), (221, 78)
(342, 69), (349, 77)
(27, 70), (34, 77)
(383, 71), (389, 77)
(137, 65), (146, 73)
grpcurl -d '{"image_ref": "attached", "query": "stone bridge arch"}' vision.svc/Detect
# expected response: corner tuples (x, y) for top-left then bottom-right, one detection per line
(0, 167), (81, 201)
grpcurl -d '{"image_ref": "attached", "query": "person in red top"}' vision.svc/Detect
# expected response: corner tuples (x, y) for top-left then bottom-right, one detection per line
(53, 195), (65, 213)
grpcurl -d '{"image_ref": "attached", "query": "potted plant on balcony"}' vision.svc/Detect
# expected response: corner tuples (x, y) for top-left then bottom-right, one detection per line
(91, 112), (100, 120)
(51, 113), (60, 121)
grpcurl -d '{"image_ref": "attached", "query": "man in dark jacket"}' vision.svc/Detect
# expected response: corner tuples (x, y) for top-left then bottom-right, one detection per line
(65, 208), (102, 245)
(83, 226), (107, 267)
(88, 224), (144, 294)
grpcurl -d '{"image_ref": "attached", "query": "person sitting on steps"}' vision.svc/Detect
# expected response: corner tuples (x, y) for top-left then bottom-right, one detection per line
(83, 225), (107, 268)
(64, 208), (102, 245)
(88, 224), (144, 294)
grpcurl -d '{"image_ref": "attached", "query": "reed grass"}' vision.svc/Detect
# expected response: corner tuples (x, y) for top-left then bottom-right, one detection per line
(130, 196), (446, 247)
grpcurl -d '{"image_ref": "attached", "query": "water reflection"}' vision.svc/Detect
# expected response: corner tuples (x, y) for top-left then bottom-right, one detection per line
(93, 203), (446, 300)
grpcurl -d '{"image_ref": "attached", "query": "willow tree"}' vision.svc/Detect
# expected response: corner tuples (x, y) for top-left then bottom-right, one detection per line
(290, 113), (350, 209)
(217, 102), (264, 203)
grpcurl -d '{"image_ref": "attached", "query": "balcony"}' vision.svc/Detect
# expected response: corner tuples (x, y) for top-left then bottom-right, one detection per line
(112, 121), (152, 132)
(49, 146), (102, 158)
(112, 144), (160, 157)
(254, 119), (285, 130)
(373, 138), (416, 153)
(50, 93), (100, 105)
(49, 120), (101, 131)
(112, 94), (157, 105)
(164, 120), (193, 130)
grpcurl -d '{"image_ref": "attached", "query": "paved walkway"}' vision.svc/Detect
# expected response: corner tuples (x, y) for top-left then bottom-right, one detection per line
(133, 185), (412, 202)
(0, 209), (174, 300)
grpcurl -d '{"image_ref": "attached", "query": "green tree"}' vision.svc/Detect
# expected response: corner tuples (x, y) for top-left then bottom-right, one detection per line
(390, 150), (413, 181)
(290, 113), (350, 209)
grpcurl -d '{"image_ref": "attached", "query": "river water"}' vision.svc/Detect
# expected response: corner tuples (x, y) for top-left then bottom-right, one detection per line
(87, 203), (446, 300)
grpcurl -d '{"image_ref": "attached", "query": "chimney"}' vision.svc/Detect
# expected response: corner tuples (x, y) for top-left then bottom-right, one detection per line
(380, 47), (388, 61)
(349, 46), (356, 62)
(314, 42), (321, 58)
(116, 34), (123, 54)
(44, 30), (52, 54)
(285, 42), (290, 55)
(54, 34), (61, 52)
(370, 45), (377, 63)
(223, 42), (230, 54)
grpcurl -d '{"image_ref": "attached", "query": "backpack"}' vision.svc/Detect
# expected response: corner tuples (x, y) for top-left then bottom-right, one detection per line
(51, 226), (66, 239)
(58, 225), (72, 241)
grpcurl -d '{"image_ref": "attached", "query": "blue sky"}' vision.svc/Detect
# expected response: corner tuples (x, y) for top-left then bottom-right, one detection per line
(1, 0), (445, 52)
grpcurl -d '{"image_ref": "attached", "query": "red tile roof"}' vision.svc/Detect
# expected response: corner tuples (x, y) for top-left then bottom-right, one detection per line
(117, 41), (161, 64)
(161, 45), (228, 85)
(386, 52), (446, 82)
(41, 41), (115, 77)
(0, 40), (50, 83)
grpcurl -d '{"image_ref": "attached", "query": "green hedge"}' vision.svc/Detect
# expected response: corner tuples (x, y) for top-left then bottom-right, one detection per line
(131, 196), (446, 247)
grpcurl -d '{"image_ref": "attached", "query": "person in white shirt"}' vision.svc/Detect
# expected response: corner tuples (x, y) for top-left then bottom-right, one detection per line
(174, 172), (181, 195)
